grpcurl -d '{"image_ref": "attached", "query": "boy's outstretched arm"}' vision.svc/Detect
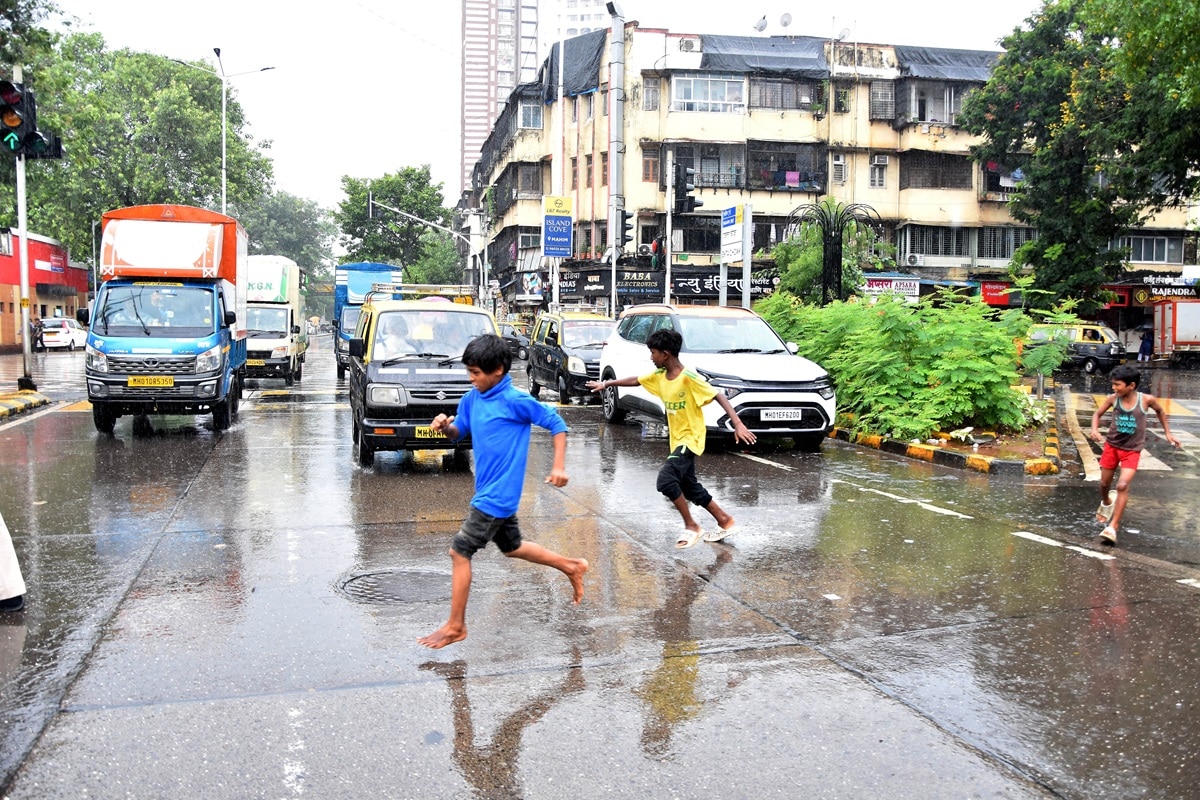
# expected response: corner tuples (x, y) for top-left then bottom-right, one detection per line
(714, 394), (757, 445)
(1147, 395), (1182, 448)
(430, 413), (461, 440)
(587, 376), (640, 393)
(545, 431), (569, 486)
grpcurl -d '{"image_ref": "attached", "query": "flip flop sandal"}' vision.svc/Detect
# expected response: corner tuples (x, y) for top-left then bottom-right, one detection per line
(703, 525), (737, 543)
(676, 529), (704, 549)
(1100, 526), (1117, 545)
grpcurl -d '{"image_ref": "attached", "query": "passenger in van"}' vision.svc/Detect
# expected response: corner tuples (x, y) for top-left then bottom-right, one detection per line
(374, 316), (416, 360)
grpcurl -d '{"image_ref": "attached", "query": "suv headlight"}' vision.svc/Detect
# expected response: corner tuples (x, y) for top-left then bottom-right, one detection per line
(697, 369), (749, 399)
(368, 385), (405, 406)
(85, 343), (108, 373)
(567, 356), (587, 375)
(814, 375), (835, 400)
(195, 344), (223, 373)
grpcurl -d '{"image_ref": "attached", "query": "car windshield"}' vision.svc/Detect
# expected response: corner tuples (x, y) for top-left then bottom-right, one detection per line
(94, 285), (215, 336)
(246, 307), (289, 336)
(562, 320), (613, 348)
(373, 309), (494, 361)
(676, 315), (786, 353)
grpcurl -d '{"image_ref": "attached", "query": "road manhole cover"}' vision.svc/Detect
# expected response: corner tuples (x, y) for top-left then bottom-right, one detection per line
(338, 569), (451, 604)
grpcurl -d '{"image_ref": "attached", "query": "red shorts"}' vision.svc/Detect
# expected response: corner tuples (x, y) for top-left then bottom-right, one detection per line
(1099, 443), (1141, 471)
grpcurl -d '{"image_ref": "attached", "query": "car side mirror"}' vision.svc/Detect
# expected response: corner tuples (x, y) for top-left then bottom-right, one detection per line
(786, 341), (799, 354)
(547, 331), (558, 346)
(291, 325), (301, 334)
(349, 338), (365, 359)
(76, 308), (90, 326)
(223, 310), (237, 327)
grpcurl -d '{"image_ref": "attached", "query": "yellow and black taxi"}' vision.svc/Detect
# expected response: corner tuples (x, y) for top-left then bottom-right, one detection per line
(527, 309), (615, 401)
(1026, 322), (1125, 374)
(347, 297), (498, 467)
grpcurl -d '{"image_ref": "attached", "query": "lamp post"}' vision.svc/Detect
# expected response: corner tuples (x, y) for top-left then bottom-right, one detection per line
(173, 50), (274, 214)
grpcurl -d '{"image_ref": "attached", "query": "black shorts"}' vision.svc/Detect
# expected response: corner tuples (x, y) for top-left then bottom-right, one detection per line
(451, 506), (523, 558)
(656, 445), (713, 508)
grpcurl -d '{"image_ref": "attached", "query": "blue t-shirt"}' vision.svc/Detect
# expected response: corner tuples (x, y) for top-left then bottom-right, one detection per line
(452, 373), (568, 518)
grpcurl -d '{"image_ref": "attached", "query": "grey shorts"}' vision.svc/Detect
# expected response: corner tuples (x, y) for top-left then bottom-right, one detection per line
(451, 506), (523, 558)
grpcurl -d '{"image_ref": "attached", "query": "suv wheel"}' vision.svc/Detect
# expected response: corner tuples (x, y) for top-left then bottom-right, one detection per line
(528, 366), (542, 397)
(795, 433), (826, 453)
(601, 379), (626, 423)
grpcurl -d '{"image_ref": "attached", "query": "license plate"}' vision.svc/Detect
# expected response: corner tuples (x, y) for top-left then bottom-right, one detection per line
(414, 426), (447, 439)
(128, 375), (174, 388)
(246, 359), (266, 366)
(761, 408), (803, 421)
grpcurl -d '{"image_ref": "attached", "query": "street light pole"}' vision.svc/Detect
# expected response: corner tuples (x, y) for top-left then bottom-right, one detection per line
(173, 51), (274, 215)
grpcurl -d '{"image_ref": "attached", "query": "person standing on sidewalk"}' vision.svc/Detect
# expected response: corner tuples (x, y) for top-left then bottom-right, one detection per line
(1089, 364), (1180, 545)
(1, 510), (27, 612)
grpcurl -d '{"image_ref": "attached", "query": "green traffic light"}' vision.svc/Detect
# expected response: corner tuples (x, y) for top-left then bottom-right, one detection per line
(2, 131), (19, 152)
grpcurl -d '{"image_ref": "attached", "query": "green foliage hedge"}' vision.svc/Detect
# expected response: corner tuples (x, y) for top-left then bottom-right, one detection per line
(756, 290), (1039, 441)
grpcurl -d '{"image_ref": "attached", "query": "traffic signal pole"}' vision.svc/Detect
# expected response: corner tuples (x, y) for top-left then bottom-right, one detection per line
(13, 65), (34, 389)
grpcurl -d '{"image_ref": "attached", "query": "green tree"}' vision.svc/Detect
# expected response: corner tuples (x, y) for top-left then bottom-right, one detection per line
(238, 191), (336, 270)
(1, 0), (57, 66)
(405, 230), (465, 285)
(335, 165), (449, 269)
(1084, 0), (1200, 110)
(959, 0), (1200, 312)
(0, 32), (273, 259)
(772, 200), (891, 304)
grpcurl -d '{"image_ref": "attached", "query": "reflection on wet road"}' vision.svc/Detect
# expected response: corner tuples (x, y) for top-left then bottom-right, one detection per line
(1, 345), (1199, 798)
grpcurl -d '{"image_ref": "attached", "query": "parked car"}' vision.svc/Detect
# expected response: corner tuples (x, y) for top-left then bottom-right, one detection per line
(527, 310), (614, 401)
(347, 298), (498, 468)
(1027, 322), (1125, 374)
(499, 322), (530, 360)
(39, 317), (88, 351)
(597, 304), (836, 452)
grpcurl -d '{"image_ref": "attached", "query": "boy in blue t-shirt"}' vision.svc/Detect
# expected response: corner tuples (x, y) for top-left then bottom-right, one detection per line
(418, 334), (589, 649)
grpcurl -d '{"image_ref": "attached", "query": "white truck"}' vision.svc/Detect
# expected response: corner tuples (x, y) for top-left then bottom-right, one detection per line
(1152, 298), (1200, 368)
(245, 255), (308, 385)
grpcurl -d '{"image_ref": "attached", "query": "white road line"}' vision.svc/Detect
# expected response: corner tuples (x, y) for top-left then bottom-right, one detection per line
(1012, 531), (1062, 547)
(1178, 578), (1200, 590)
(733, 452), (796, 471)
(1012, 531), (1116, 560)
(827, 479), (974, 519)
(1066, 545), (1116, 561)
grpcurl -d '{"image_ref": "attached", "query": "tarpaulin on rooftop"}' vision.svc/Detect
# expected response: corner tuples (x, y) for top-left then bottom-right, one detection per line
(700, 35), (828, 80)
(541, 28), (608, 103)
(893, 45), (1000, 82)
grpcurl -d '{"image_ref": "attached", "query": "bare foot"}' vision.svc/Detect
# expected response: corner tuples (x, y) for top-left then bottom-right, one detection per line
(417, 624), (467, 649)
(567, 558), (589, 604)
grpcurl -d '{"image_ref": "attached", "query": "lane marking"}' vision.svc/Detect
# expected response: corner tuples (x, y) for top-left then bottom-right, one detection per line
(1012, 530), (1061, 547)
(828, 478), (974, 519)
(733, 452), (796, 471)
(1066, 545), (1116, 561)
(1178, 578), (1200, 590)
(1013, 531), (1116, 560)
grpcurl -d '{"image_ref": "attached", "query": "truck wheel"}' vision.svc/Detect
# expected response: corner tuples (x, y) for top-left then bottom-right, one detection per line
(601, 380), (626, 423)
(92, 404), (117, 434)
(231, 376), (241, 417)
(284, 369), (295, 387)
(1083, 357), (1098, 374)
(294, 361), (303, 382)
(213, 390), (235, 431)
(337, 364), (347, 381)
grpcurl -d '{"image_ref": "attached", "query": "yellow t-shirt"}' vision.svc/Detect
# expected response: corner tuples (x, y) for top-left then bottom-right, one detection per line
(639, 368), (719, 455)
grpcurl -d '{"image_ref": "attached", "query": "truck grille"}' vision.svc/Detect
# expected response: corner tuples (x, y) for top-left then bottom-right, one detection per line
(106, 354), (196, 376)
(107, 385), (200, 398)
(247, 349), (273, 360)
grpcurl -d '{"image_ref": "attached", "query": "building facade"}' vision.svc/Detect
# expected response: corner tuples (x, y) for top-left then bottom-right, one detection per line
(0, 229), (87, 352)
(463, 21), (1197, 324)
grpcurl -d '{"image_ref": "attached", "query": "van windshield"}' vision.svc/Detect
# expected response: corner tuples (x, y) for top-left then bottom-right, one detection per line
(94, 285), (215, 337)
(372, 309), (494, 361)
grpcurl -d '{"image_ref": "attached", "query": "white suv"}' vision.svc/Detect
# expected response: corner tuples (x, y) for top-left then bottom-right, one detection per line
(598, 304), (836, 452)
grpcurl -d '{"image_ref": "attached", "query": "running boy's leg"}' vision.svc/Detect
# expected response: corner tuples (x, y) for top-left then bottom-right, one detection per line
(418, 549), (473, 649)
(1097, 464), (1116, 522)
(658, 447), (703, 535)
(505, 542), (588, 604)
(1108, 463), (1138, 534)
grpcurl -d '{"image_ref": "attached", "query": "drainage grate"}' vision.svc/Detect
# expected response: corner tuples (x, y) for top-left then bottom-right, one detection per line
(338, 569), (451, 604)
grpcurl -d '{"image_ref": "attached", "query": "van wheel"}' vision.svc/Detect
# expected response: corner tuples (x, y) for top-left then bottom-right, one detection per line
(357, 436), (375, 468)
(528, 367), (541, 398)
(1083, 357), (1098, 374)
(557, 374), (570, 402)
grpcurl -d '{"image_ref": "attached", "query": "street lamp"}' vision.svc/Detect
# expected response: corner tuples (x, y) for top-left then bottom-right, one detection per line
(173, 50), (274, 214)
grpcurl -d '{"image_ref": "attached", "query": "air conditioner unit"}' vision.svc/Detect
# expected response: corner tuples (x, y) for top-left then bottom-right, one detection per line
(637, 243), (653, 256)
(678, 37), (700, 53)
(906, 253), (925, 266)
(871, 154), (890, 166)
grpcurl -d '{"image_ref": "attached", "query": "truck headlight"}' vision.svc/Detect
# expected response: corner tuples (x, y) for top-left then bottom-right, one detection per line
(195, 344), (223, 373)
(336, 338), (348, 352)
(271, 346), (289, 359)
(567, 356), (587, 375)
(369, 385), (405, 406)
(85, 344), (108, 373)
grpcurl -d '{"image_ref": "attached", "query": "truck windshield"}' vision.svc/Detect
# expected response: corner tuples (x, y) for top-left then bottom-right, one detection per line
(94, 285), (215, 336)
(246, 307), (289, 336)
(341, 307), (362, 334)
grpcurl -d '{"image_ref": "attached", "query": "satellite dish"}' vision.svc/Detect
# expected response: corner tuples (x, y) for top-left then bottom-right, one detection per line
(837, 28), (851, 41)
(780, 13), (792, 28)
(753, 15), (768, 32)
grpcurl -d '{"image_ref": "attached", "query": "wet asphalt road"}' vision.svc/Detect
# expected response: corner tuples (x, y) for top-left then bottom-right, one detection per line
(1, 340), (1199, 798)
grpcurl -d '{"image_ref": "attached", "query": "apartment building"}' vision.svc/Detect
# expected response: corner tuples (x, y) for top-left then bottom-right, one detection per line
(463, 22), (1197, 320)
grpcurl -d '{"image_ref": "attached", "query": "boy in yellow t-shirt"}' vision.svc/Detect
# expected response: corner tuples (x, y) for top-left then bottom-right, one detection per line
(588, 328), (756, 548)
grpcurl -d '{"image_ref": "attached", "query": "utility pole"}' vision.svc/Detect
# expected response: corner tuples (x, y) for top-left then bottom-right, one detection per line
(13, 65), (34, 390)
(606, 2), (625, 317)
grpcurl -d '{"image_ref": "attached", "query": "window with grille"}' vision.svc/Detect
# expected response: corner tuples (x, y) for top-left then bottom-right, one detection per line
(980, 227), (1037, 259)
(1115, 235), (1184, 264)
(746, 141), (828, 191)
(905, 225), (969, 257)
(519, 100), (543, 129)
(584, 93), (594, 119)
(518, 163), (541, 194)
(749, 77), (815, 110)
(869, 81), (895, 120)
(833, 85), (851, 113)
(900, 152), (973, 190)
(601, 152), (608, 185)
(585, 154), (593, 187)
(831, 154), (846, 184)
(671, 72), (746, 113)
(571, 157), (578, 190)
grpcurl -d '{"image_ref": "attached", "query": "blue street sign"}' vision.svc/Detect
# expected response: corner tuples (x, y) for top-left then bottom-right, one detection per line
(543, 214), (573, 258)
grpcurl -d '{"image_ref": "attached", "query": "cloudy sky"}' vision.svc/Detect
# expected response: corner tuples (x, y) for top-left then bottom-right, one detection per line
(52, 0), (1043, 211)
